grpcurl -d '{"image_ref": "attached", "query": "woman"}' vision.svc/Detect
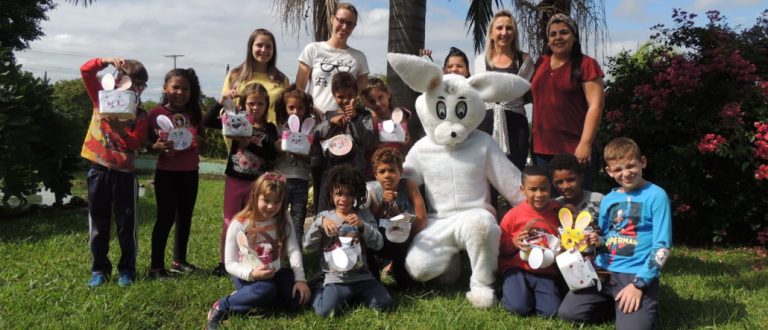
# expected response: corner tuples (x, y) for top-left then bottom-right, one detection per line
(295, 2), (369, 118)
(531, 13), (604, 189)
(474, 10), (535, 171)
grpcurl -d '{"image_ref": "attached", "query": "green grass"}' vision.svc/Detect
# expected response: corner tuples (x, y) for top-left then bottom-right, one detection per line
(1, 173), (767, 329)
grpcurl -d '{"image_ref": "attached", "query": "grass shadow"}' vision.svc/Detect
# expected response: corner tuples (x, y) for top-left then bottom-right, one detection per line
(659, 284), (749, 329)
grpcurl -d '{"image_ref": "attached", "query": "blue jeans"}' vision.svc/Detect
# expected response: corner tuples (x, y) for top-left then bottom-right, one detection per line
(218, 268), (300, 314)
(286, 178), (309, 244)
(502, 268), (561, 317)
(311, 279), (395, 317)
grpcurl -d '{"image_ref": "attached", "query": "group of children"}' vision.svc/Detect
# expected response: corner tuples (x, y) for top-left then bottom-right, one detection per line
(80, 42), (669, 330)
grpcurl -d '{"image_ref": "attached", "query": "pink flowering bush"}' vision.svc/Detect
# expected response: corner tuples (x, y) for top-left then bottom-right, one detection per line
(598, 9), (768, 245)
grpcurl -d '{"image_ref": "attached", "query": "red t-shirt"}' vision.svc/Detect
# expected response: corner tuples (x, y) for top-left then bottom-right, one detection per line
(148, 105), (203, 171)
(531, 54), (603, 155)
(498, 200), (561, 276)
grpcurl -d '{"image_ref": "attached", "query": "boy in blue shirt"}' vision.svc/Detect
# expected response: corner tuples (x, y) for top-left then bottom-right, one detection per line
(558, 137), (672, 330)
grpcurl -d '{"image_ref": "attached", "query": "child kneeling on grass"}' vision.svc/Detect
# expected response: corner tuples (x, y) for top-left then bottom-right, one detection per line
(206, 172), (310, 330)
(304, 165), (395, 317)
(558, 137), (672, 330)
(499, 165), (562, 317)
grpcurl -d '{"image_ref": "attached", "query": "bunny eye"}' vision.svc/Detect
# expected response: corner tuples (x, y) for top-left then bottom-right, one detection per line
(455, 101), (467, 119)
(436, 101), (447, 119)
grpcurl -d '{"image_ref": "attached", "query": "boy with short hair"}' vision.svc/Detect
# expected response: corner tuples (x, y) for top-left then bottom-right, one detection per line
(313, 72), (374, 211)
(80, 57), (149, 288)
(498, 165), (562, 317)
(549, 153), (603, 220)
(558, 137), (672, 329)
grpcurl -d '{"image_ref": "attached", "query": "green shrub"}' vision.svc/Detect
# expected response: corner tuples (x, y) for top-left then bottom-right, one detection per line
(598, 9), (768, 245)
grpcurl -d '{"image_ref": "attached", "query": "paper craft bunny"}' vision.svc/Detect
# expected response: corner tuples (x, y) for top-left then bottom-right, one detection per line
(518, 219), (561, 270)
(281, 114), (315, 155)
(377, 108), (408, 143)
(98, 72), (138, 119)
(221, 98), (253, 138)
(558, 208), (593, 252)
(387, 53), (529, 308)
(156, 114), (193, 150)
(236, 231), (279, 270)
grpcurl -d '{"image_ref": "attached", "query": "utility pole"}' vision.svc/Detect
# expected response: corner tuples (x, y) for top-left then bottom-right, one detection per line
(164, 54), (185, 69)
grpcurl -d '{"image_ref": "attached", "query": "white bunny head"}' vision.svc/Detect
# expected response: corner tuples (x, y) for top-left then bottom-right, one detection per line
(281, 114), (315, 155)
(222, 98), (254, 138)
(386, 53), (530, 146)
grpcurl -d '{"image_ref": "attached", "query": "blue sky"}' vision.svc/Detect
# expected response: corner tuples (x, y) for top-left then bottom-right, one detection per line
(14, 0), (766, 102)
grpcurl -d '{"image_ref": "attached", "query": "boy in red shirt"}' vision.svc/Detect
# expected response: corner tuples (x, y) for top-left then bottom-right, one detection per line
(499, 165), (562, 316)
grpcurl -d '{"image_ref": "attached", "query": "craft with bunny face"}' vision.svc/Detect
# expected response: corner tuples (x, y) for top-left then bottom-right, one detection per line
(281, 114), (315, 155)
(386, 53), (529, 308)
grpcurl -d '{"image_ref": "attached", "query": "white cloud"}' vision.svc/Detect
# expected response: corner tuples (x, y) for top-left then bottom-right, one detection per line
(693, 0), (763, 10)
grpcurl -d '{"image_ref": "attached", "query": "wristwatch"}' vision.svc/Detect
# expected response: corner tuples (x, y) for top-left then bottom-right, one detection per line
(632, 277), (647, 290)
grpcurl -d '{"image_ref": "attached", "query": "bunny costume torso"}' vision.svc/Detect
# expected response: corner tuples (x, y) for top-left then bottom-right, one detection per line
(386, 53), (530, 308)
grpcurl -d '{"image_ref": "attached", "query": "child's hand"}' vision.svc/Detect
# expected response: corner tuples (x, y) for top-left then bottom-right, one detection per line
(513, 231), (530, 251)
(382, 190), (398, 203)
(419, 49), (433, 59)
(250, 264), (275, 280)
(616, 283), (643, 314)
(293, 281), (311, 305)
(329, 114), (347, 127)
(219, 90), (237, 105)
(101, 57), (125, 69)
(342, 99), (357, 120)
(322, 217), (340, 236)
(587, 232), (602, 246)
(345, 214), (363, 229)
(153, 139), (175, 154)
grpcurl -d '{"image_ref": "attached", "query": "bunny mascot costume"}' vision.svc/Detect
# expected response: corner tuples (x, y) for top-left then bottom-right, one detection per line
(387, 53), (529, 308)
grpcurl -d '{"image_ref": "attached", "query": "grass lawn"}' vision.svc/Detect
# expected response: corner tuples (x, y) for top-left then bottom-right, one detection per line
(1, 173), (766, 329)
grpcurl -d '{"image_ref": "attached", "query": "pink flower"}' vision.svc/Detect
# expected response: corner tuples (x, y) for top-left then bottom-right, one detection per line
(697, 134), (727, 154)
(676, 203), (691, 213)
(757, 228), (768, 245)
(755, 164), (768, 180)
(719, 102), (744, 125)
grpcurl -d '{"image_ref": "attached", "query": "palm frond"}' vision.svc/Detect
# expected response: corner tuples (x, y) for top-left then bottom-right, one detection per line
(271, 0), (336, 42)
(465, 0), (503, 54)
(64, 0), (94, 7)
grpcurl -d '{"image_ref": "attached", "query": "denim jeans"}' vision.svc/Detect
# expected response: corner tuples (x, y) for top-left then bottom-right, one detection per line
(286, 178), (309, 244)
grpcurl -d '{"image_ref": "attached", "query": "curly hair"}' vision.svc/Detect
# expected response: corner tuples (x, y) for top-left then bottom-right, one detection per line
(323, 165), (367, 211)
(274, 84), (320, 126)
(371, 146), (404, 171)
(548, 153), (585, 176)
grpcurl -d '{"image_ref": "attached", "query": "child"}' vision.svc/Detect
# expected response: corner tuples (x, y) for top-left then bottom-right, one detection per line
(147, 68), (205, 279)
(222, 29), (288, 127)
(418, 47), (471, 78)
(361, 77), (413, 173)
(80, 57), (149, 288)
(550, 153), (603, 221)
(206, 172), (310, 329)
(558, 137), (672, 329)
(366, 147), (426, 287)
(203, 83), (279, 276)
(274, 84), (322, 243)
(498, 165), (562, 317)
(304, 165), (394, 317)
(313, 72), (374, 211)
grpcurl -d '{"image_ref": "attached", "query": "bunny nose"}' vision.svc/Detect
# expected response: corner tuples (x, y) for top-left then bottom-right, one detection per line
(451, 132), (457, 138)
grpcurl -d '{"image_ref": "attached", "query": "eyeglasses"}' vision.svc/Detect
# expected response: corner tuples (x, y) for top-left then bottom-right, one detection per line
(320, 62), (351, 73)
(334, 16), (356, 28)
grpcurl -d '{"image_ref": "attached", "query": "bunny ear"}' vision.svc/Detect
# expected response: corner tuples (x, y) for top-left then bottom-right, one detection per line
(288, 114), (300, 132)
(574, 211), (592, 230)
(156, 115), (174, 132)
(117, 75), (133, 91)
(391, 108), (403, 124)
(558, 208), (574, 229)
(236, 231), (249, 252)
(101, 73), (116, 91)
(300, 117), (316, 134)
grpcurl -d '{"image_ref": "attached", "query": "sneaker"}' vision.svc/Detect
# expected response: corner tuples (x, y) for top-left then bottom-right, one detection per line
(148, 268), (173, 280)
(171, 261), (198, 274)
(87, 272), (108, 288)
(117, 271), (135, 287)
(206, 300), (226, 330)
(211, 263), (227, 277)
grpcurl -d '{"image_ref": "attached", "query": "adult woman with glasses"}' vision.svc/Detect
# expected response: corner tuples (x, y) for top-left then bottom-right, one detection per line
(295, 2), (369, 119)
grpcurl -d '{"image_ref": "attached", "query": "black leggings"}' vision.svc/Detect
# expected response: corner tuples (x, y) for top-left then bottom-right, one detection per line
(150, 169), (199, 269)
(477, 110), (529, 170)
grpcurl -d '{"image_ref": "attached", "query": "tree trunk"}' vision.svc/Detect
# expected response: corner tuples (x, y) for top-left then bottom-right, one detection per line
(387, 0), (426, 140)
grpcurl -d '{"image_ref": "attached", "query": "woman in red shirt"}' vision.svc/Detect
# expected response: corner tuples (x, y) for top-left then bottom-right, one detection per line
(531, 14), (605, 189)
